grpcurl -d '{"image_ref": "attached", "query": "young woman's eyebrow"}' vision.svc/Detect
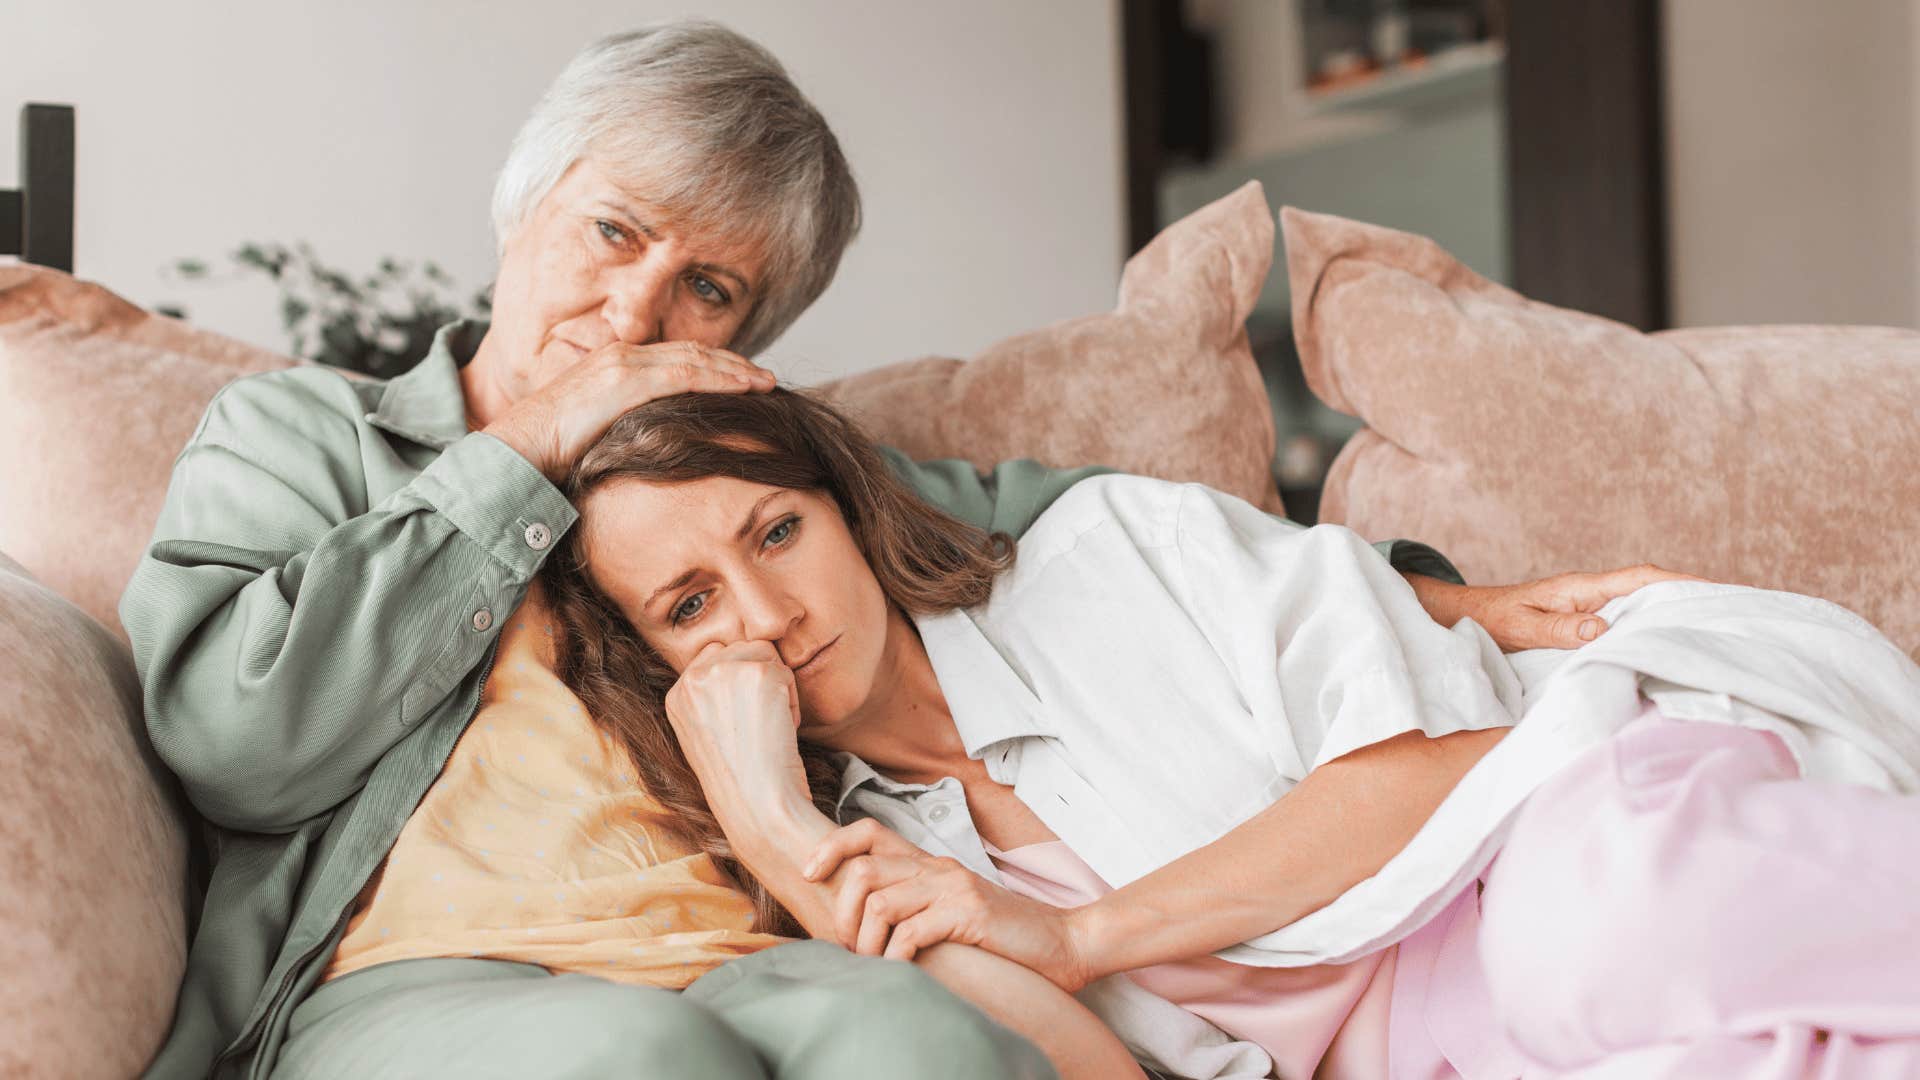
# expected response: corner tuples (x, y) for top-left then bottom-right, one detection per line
(642, 569), (697, 616)
(731, 491), (782, 541)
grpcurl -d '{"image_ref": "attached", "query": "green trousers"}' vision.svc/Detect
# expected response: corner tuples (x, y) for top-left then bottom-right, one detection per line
(269, 940), (1058, 1079)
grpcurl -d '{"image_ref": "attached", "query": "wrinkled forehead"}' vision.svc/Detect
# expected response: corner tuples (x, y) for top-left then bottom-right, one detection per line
(578, 474), (797, 608)
(579, 145), (781, 269)
(582, 475), (757, 566)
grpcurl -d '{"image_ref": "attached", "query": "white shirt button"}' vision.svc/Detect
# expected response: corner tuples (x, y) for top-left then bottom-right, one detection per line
(524, 522), (552, 550)
(472, 608), (494, 632)
(928, 804), (951, 823)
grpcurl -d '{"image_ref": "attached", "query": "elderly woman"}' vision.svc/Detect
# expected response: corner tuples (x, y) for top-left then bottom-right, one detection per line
(122, 20), (1668, 1080)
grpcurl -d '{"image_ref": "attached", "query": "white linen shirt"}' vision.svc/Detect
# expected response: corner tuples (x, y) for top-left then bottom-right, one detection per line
(835, 473), (1524, 968)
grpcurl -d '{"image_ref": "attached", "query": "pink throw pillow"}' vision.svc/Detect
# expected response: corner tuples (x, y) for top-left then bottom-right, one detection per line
(819, 181), (1283, 516)
(0, 266), (295, 639)
(1283, 207), (1920, 661)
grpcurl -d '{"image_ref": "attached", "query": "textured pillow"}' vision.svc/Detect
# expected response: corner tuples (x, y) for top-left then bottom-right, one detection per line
(0, 266), (295, 639)
(817, 181), (1283, 516)
(0, 550), (190, 1079)
(1283, 206), (1920, 661)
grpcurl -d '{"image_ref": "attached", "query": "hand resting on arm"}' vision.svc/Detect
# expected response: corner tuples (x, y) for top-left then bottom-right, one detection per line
(663, 639), (1148, 1080)
(806, 724), (1510, 989)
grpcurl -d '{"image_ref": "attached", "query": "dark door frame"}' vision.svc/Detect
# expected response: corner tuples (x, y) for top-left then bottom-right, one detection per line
(1503, 0), (1668, 330)
(1121, 0), (1670, 331)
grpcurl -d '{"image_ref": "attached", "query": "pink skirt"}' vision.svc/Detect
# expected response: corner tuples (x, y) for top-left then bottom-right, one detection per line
(1389, 699), (1920, 1078)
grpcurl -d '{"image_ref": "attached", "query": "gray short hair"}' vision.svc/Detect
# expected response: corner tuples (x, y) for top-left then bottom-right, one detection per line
(491, 21), (861, 356)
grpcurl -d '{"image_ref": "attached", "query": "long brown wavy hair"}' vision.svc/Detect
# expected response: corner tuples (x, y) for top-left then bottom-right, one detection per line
(540, 387), (1015, 937)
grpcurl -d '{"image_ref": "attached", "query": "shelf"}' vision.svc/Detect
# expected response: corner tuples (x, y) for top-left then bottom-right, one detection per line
(1304, 40), (1505, 115)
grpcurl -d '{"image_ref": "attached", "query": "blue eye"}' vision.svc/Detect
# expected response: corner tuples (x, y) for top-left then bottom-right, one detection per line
(690, 274), (730, 305)
(669, 592), (706, 625)
(666, 516), (801, 628)
(595, 219), (628, 244)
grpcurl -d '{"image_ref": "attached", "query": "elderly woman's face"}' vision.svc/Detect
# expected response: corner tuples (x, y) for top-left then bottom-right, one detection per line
(580, 475), (899, 742)
(489, 157), (769, 393)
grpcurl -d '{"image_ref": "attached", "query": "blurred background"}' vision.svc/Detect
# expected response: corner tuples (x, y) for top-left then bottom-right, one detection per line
(4, 0), (1915, 515)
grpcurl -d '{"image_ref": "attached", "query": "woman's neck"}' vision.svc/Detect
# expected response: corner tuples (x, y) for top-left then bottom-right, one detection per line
(816, 606), (973, 785)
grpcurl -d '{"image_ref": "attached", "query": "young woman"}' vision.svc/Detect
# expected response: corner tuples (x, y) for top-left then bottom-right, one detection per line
(543, 388), (1920, 1079)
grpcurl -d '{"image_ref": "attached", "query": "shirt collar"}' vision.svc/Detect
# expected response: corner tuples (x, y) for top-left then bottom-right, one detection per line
(830, 606), (1050, 816)
(910, 606), (1050, 754)
(365, 319), (489, 449)
(831, 752), (917, 817)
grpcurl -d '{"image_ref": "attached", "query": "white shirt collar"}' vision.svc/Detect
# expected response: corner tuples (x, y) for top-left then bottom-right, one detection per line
(908, 605), (1050, 757)
(829, 605), (1049, 814)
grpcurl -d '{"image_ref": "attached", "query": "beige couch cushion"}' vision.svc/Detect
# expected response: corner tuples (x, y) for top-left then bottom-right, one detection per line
(817, 181), (1282, 516)
(0, 266), (295, 640)
(0, 552), (190, 1079)
(1283, 206), (1920, 661)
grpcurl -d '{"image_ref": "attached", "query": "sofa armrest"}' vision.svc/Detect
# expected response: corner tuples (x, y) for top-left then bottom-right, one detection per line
(0, 550), (191, 1078)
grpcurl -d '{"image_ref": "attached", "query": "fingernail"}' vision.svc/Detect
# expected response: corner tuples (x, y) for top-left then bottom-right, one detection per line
(1578, 620), (1601, 641)
(800, 860), (817, 880)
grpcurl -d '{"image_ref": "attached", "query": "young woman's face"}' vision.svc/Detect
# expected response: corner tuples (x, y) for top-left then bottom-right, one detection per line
(579, 475), (894, 738)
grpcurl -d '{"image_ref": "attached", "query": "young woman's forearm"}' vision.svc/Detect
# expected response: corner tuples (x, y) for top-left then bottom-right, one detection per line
(912, 943), (1148, 1080)
(1067, 725), (1509, 982)
(722, 793), (1146, 1080)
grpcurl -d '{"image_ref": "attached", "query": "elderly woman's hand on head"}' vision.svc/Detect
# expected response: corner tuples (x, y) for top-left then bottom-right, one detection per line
(484, 340), (777, 483)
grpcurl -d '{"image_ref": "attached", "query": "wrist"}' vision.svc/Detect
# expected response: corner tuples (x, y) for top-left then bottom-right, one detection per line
(1404, 572), (1468, 626)
(716, 788), (832, 872)
(481, 419), (561, 484)
(1063, 901), (1116, 986)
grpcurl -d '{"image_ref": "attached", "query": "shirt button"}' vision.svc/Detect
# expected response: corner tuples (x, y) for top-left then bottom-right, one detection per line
(472, 608), (494, 632)
(524, 522), (552, 550)
(928, 805), (951, 823)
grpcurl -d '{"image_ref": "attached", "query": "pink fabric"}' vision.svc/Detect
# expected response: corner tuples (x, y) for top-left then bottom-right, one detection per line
(1392, 698), (1920, 1078)
(984, 838), (1397, 1079)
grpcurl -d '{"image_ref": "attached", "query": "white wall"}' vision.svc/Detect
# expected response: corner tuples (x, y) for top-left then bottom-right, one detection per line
(0, 1), (1125, 383)
(1663, 0), (1917, 329)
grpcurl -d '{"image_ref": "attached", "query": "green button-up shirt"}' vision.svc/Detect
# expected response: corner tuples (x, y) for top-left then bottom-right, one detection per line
(120, 321), (1462, 1078)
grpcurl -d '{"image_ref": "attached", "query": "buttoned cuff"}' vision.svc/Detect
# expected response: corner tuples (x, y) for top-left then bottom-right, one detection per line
(409, 432), (579, 578)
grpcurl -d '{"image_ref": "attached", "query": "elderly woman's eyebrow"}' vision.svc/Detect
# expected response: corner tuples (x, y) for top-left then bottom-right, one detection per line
(589, 196), (754, 298)
(590, 197), (661, 239)
(695, 262), (752, 298)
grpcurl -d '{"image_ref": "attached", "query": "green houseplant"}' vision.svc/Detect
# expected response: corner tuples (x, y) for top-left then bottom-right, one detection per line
(163, 243), (492, 378)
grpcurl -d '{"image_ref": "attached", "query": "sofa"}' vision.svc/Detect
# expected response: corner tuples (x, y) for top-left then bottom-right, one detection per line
(4, 188), (1917, 1077)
